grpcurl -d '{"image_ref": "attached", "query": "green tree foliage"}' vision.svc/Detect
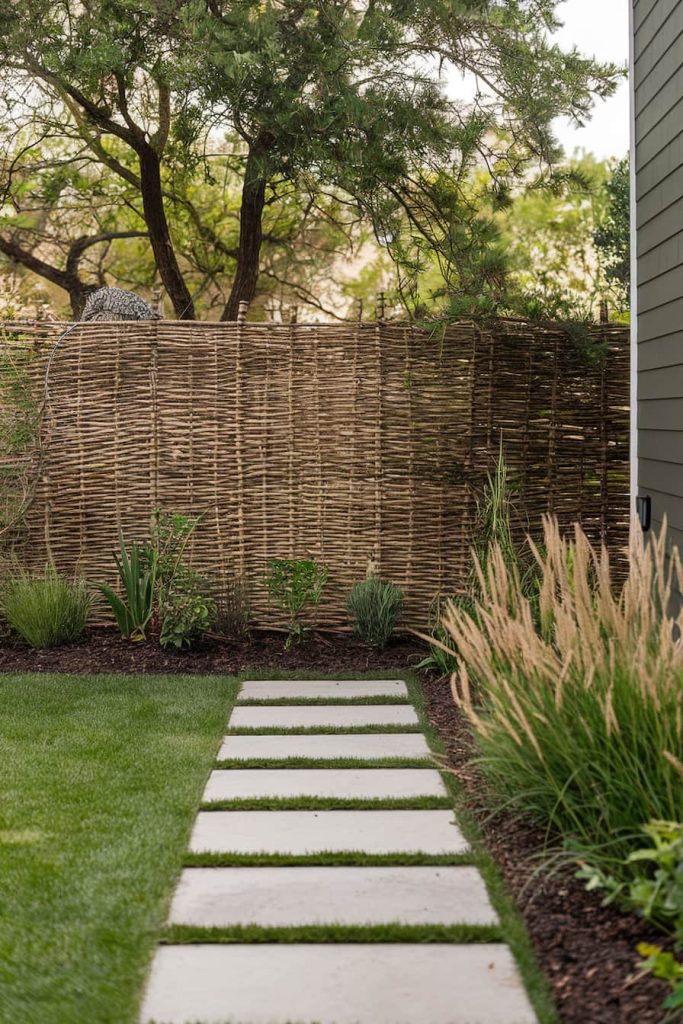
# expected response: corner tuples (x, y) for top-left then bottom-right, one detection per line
(414, 153), (630, 323)
(593, 155), (630, 306)
(0, 1), (621, 319)
(502, 154), (625, 320)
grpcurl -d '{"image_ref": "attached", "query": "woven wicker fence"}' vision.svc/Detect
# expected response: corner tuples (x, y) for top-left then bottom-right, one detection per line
(0, 318), (629, 628)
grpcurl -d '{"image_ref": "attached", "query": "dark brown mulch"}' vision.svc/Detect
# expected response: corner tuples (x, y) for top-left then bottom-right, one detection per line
(421, 674), (673, 1024)
(0, 627), (424, 675)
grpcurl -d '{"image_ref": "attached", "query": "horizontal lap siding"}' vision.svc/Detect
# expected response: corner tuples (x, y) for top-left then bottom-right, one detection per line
(635, 0), (683, 560)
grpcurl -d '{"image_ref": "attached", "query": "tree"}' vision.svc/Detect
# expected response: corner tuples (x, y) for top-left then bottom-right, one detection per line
(409, 153), (630, 323)
(502, 153), (613, 320)
(593, 155), (630, 307)
(0, 1), (621, 319)
(0, 137), (150, 316)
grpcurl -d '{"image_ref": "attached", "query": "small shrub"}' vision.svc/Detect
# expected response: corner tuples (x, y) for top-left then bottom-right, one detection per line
(146, 511), (215, 649)
(99, 511), (215, 648)
(159, 565), (216, 650)
(579, 821), (683, 1018)
(1, 565), (91, 647)
(638, 945), (683, 1018)
(266, 558), (327, 649)
(347, 577), (403, 647)
(445, 516), (683, 869)
(97, 533), (157, 640)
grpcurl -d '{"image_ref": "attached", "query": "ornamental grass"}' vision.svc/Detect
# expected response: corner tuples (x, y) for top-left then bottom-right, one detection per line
(444, 516), (683, 871)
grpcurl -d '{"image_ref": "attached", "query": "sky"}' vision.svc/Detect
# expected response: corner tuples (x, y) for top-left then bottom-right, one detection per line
(443, 0), (630, 163)
(551, 0), (630, 160)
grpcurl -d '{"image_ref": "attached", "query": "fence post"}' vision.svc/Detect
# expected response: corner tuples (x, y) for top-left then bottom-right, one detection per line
(237, 300), (249, 324)
(149, 321), (160, 512)
(152, 286), (164, 318)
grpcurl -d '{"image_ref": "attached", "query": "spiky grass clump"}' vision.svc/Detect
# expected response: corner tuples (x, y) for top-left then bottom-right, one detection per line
(444, 516), (683, 873)
(0, 565), (91, 648)
(347, 577), (404, 647)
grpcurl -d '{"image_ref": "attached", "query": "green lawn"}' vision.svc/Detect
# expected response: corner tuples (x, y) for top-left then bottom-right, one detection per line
(0, 673), (236, 1024)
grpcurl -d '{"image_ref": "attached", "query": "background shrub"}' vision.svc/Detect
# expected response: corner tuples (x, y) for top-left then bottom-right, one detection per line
(347, 577), (403, 647)
(266, 558), (327, 649)
(159, 565), (216, 650)
(445, 517), (683, 873)
(1, 565), (91, 647)
(580, 821), (683, 1017)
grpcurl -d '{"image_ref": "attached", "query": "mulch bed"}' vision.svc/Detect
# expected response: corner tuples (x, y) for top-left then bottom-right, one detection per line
(421, 674), (673, 1024)
(0, 627), (424, 675)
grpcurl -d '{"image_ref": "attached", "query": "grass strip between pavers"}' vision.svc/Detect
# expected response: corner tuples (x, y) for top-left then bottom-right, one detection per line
(200, 795), (452, 811)
(227, 723), (421, 735)
(184, 851), (476, 867)
(215, 756), (433, 769)
(162, 923), (503, 945)
(237, 695), (410, 706)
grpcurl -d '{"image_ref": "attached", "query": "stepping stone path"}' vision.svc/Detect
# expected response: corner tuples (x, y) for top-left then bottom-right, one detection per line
(141, 678), (538, 1024)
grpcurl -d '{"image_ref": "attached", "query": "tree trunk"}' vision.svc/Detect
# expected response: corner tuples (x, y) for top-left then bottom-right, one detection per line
(67, 281), (98, 319)
(138, 147), (195, 320)
(222, 145), (268, 321)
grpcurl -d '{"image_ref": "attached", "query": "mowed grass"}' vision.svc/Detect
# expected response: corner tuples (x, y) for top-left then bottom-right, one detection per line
(0, 672), (236, 1024)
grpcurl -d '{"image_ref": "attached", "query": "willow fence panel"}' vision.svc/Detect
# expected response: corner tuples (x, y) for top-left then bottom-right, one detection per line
(0, 318), (629, 628)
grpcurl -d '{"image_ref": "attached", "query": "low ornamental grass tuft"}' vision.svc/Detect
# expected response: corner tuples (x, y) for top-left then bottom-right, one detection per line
(0, 565), (91, 647)
(347, 577), (404, 647)
(444, 515), (683, 874)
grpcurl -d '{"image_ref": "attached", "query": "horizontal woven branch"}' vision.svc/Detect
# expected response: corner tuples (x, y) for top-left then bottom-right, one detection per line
(0, 318), (630, 628)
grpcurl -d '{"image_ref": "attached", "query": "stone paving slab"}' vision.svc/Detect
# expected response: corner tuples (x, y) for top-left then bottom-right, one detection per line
(238, 679), (409, 700)
(219, 732), (431, 761)
(189, 810), (468, 855)
(203, 768), (446, 801)
(140, 944), (537, 1024)
(230, 704), (419, 729)
(168, 866), (498, 927)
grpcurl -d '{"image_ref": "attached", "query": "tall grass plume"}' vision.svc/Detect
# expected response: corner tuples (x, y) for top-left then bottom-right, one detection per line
(444, 516), (683, 872)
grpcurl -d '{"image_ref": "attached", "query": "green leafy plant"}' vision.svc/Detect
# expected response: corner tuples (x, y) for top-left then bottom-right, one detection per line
(638, 944), (683, 1017)
(146, 511), (215, 650)
(99, 512), (216, 648)
(0, 564), (91, 648)
(159, 565), (216, 650)
(97, 533), (157, 641)
(347, 577), (403, 647)
(145, 510), (198, 582)
(579, 821), (683, 1018)
(445, 517), (683, 869)
(266, 558), (327, 649)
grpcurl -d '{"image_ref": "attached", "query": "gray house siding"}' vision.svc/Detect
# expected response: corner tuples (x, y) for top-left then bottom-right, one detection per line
(634, 0), (683, 548)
